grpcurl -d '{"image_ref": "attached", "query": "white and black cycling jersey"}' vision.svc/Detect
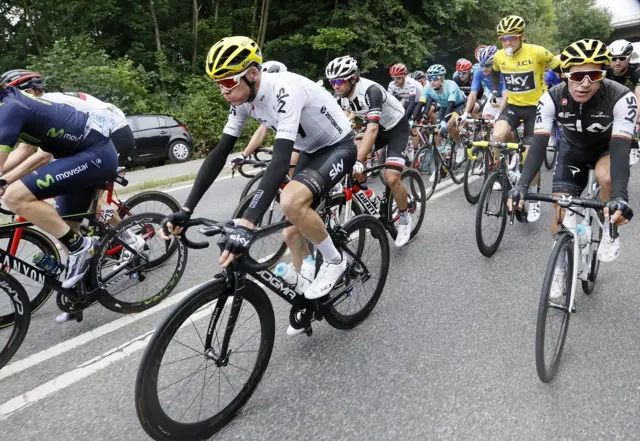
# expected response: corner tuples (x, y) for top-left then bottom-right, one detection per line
(387, 76), (423, 101)
(337, 77), (404, 130)
(535, 79), (637, 147)
(223, 72), (351, 153)
(42, 92), (128, 134)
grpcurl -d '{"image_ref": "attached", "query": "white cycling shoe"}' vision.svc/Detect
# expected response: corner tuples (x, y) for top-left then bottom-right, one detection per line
(527, 201), (541, 222)
(305, 253), (347, 300)
(598, 230), (620, 263)
(394, 216), (412, 247)
(113, 233), (147, 273)
(62, 237), (98, 289)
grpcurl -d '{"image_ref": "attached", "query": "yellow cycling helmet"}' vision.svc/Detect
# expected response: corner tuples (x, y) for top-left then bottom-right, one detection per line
(497, 15), (525, 36)
(206, 36), (263, 79)
(560, 39), (612, 69)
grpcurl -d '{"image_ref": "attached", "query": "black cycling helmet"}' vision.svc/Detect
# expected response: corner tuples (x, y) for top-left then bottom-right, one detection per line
(411, 70), (426, 81)
(0, 69), (46, 90)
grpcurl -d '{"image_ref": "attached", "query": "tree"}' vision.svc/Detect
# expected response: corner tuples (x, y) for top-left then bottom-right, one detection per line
(555, 0), (613, 50)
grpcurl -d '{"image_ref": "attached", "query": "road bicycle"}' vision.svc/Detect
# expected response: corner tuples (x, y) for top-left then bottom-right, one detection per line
(462, 117), (495, 205)
(0, 167), (181, 325)
(525, 168), (619, 383)
(469, 140), (541, 257)
(136, 198), (389, 440)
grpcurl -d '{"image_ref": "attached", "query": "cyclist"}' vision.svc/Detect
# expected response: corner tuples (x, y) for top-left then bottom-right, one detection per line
(453, 58), (475, 99)
(411, 71), (427, 88)
(0, 75), (118, 289)
(388, 63), (422, 119)
(412, 64), (467, 164)
(508, 39), (635, 299)
(326, 55), (414, 247)
(606, 39), (640, 165)
(163, 37), (356, 301)
(459, 46), (507, 122)
(491, 15), (562, 222)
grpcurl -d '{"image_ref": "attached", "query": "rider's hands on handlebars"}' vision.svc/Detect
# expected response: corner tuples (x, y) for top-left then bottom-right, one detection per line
(352, 159), (365, 176)
(218, 221), (255, 268)
(160, 209), (192, 239)
(457, 112), (469, 125)
(439, 120), (447, 132)
(229, 153), (247, 169)
(507, 184), (528, 213)
(605, 197), (633, 226)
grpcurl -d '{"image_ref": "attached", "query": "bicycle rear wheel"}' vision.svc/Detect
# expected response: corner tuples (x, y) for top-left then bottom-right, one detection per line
(0, 273), (31, 370)
(0, 228), (60, 327)
(92, 213), (187, 313)
(544, 135), (558, 170)
(463, 148), (489, 205)
(475, 171), (507, 257)
(324, 214), (390, 329)
(536, 232), (573, 383)
(135, 278), (275, 441)
(239, 170), (265, 201)
(119, 190), (181, 218)
(413, 145), (439, 200)
(386, 168), (426, 243)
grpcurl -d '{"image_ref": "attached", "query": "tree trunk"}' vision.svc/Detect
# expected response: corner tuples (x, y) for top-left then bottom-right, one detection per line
(150, 0), (162, 52)
(258, 0), (271, 48)
(192, 0), (199, 67)
(250, 0), (258, 39)
(22, 0), (42, 54)
(214, 0), (219, 21)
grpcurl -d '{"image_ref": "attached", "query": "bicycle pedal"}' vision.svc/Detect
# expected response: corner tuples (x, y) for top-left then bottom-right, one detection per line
(74, 312), (84, 323)
(304, 326), (313, 337)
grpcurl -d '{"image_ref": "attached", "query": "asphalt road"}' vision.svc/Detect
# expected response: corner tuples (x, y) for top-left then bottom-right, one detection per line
(1, 167), (640, 441)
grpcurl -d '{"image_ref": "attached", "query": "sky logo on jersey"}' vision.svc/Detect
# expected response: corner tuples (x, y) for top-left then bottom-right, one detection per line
(504, 72), (535, 92)
(47, 128), (82, 142)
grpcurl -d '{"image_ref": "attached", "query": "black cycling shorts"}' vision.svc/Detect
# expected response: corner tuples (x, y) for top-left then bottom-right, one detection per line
(552, 138), (609, 197)
(111, 125), (135, 161)
(436, 102), (466, 123)
(292, 133), (357, 198)
(498, 104), (536, 139)
(373, 116), (411, 172)
(22, 130), (119, 215)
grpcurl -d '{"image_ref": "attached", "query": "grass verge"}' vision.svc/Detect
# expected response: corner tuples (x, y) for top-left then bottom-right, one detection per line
(117, 172), (198, 195)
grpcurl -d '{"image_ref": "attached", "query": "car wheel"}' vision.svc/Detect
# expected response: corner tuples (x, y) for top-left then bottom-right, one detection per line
(168, 140), (192, 163)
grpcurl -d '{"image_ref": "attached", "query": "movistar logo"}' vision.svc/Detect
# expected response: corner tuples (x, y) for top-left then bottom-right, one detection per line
(36, 174), (55, 189)
(47, 128), (65, 138)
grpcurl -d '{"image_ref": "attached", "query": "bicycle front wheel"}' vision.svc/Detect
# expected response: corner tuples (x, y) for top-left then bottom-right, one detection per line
(0, 228), (60, 327)
(0, 273), (31, 370)
(135, 278), (275, 441)
(239, 170), (265, 201)
(119, 190), (181, 218)
(536, 232), (573, 383)
(475, 171), (507, 257)
(386, 168), (426, 243)
(413, 144), (439, 200)
(544, 144), (558, 170)
(324, 214), (390, 329)
(463, 148), (489, 205)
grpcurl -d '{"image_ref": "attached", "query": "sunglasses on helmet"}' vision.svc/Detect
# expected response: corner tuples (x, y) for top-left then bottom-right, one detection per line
(215, 68), (250, 91)
(612, 56), (630, 63)
(565, 70), (606, 83)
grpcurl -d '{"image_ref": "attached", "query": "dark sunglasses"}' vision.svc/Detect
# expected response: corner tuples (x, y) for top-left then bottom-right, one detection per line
(392, 76), (405, 80)
(566, 70), (606, 83)
(612, 56), (630, 63)
(500, 35), (519, 42)
(329, 77), (352, 86)
(428, 76), (442, 82)
(481, 63), (493, 68)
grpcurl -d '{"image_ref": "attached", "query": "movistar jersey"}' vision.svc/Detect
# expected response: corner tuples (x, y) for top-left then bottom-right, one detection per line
(493, 43), (560, 107)
(0, 87), (94, 156)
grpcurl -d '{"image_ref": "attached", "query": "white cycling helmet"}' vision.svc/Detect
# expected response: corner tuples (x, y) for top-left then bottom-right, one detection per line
(261, 61), (287, 73)
(427, 64), (447, 77)
(609, 39), (634, 57)
(326, 56), (358, 79)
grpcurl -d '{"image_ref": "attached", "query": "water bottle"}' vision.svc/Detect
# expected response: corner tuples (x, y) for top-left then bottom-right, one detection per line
(32, 252), (65, 276)
(406, 145), (415, 162)
(576, 222), (591, 279)
(300, 255), (316, 284)
(274, 262), (310, 294)
(364, 188), (381, 212)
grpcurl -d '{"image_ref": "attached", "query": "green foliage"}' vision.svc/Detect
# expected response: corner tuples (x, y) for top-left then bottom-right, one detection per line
(1, 0), (615, 158)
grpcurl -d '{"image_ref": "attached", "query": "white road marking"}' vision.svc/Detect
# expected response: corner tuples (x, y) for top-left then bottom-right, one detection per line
(165, 174), (232, 194)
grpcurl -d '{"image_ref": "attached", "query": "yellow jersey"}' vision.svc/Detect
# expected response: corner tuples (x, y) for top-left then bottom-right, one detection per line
(493, 43), (560, 107)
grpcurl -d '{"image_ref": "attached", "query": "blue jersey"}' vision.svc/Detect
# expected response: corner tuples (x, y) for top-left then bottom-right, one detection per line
(471, 70), (505, 95)
(0, 87), (91, 156)
(544, 69), (561, 88)
(420, 79), (466, 108)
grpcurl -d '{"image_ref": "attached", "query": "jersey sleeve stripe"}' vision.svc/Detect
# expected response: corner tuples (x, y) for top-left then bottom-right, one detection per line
(0, 145), (13, 153)
(534, 130), (551, 136)
(612, 133), (633, 140)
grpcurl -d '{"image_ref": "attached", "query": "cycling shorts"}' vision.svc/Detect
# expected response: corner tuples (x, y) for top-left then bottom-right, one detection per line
(497, 104), (536, 140)
(436, 103), (466, 123)
(292, 132), (357, 199)
(373, 116), (411, 172)
(552, 138), (609, 197)
(22, 130), (118, 215)
(111, 125), (135, 161)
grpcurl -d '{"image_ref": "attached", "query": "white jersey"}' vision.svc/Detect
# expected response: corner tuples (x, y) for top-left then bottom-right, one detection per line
(223, 72), (351, 153)
(387, 76), (422, 101)
(337, 78), (404, 130)
(42, 92), (128, 134)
